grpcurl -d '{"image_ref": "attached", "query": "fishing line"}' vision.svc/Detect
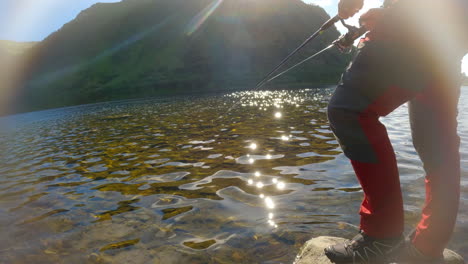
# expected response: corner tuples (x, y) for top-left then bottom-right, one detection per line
(216, 17), (366, 121)
(218, 43), (335, 121)
(262, 44), (335, 87)
(255, 15), (340, 89)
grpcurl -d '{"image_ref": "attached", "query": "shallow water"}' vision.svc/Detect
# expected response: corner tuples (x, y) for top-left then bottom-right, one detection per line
(0, 87), (467, 263)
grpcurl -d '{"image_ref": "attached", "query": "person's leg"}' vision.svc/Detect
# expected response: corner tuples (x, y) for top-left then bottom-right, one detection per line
(328, 86), (411, 239)
(408, 82), (461, 257)
(327, 40), (423, 240)
(324, 40), (424, 261)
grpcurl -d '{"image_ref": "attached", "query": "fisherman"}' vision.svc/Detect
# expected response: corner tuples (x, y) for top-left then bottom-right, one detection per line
(324, 0), (468, 262)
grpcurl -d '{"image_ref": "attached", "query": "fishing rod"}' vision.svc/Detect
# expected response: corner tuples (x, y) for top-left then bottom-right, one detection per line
(217, 19), (367, 120)
(259, 23), (368, 87)
(255, 15), (341, 89)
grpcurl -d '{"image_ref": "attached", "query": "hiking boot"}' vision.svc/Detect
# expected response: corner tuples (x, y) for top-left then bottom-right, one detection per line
(388, 232), (445, 264)
(324, 230), (404, 263)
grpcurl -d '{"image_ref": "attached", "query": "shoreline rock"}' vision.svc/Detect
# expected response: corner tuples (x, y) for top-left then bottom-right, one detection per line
(294, 236), (465, 264)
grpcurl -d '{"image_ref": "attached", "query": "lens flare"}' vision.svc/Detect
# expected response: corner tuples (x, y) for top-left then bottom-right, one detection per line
(185, 0), (224, 36)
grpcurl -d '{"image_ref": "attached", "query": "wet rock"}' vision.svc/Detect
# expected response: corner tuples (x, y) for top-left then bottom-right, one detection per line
(88, 253), (106, 264)
(183, 239), (216, 250)
(161, 206), (194, 220)
(100, 114), (132, 121)
(294, 236), (465, 264)
(99, 238), (140, 252)
(99, 248), (156, 264)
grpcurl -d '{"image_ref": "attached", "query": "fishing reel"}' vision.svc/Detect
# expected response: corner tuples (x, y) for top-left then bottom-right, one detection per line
(333, 19), (368, 53)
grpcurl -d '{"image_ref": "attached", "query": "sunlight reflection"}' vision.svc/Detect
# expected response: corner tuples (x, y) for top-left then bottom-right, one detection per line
(268, 213), (274, 220)
(235, 154), (283, 164)
(276, 182), (285, 190)
(268, 219), (275, 227)
(226, 90), (308, 115)
(225, 89), (312, 230)
(265, 197), (275, 209)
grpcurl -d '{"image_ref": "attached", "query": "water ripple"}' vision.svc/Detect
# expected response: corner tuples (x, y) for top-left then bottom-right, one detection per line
(0, 87), (467, 262)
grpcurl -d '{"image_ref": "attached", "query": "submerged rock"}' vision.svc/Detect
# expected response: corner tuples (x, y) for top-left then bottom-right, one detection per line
(294, 236), (465, 264)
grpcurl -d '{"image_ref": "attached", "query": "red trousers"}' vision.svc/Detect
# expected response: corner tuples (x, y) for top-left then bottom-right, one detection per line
(327, 38), (462, 257)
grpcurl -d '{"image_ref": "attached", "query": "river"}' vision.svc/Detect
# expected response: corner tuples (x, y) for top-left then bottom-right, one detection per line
(0, 87), (467, 263)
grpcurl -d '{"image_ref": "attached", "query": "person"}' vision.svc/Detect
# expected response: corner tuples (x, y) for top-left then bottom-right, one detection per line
(324, 0), (468, 262)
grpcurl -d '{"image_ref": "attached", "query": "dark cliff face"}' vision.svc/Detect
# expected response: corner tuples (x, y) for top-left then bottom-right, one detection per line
(11, 0), (349, 113)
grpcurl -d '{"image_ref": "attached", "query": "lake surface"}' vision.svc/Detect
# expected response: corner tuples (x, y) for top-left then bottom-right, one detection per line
(1, 87), (467, 263)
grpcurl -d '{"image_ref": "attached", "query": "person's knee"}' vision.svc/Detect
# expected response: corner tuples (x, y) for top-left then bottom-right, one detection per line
(327, 105), (354, 136)
(327, 104), (340, 129)
(327, 105), (355, 151)
(327, 105), (379, 163)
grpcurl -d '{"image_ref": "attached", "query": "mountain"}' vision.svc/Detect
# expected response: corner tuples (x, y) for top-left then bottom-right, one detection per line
(9, 0), (350, 114)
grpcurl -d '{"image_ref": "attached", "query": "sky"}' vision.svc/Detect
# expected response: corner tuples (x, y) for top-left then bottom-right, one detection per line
(0, 0), (466, 74)
(0, 0), (121, 42)
(303, 0), (384, 31)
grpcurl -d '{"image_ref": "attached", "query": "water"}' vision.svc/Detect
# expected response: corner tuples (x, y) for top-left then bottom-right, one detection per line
(0, 87), (467, 263)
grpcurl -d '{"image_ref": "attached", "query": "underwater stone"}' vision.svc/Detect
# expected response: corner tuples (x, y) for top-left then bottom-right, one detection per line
(294, 236), (465, 264)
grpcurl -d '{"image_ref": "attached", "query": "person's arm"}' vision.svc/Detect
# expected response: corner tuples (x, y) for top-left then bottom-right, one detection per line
(338, 0), (364, 19)
(359, 8), (385, 31)
(339, 0), (385, 31)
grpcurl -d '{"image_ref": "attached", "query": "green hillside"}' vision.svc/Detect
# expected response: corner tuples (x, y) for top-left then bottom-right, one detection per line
(13, 0), (350, 113)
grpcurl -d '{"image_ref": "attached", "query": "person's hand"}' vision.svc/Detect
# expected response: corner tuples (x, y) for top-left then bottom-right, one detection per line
(359, 8), (385, 31)
(338, 0), (364, 19)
